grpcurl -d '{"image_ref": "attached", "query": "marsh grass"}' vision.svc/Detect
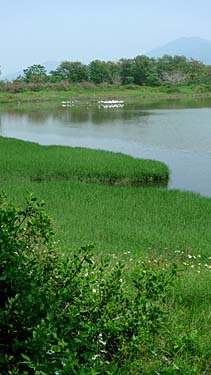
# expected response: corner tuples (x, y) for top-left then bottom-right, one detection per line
(2, 179), (211, 260)
(1, 137), (211, 260)
(1, 136), (211, 373)
(0, 137), (168, 184)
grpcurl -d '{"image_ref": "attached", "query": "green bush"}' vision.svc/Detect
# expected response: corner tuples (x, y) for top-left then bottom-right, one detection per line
(159, 85), (181, 94)
(0, 195), (176, 374)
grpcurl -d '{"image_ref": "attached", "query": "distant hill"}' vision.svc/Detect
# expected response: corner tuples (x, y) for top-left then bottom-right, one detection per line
(2, 61), (59, 81)
(146, 37), (211, 64)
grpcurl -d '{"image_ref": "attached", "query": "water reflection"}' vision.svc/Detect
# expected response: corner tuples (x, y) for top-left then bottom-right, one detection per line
(1, 99), (211, 197)
(128, 97), (211, 110)
(0, 106), (152, 125)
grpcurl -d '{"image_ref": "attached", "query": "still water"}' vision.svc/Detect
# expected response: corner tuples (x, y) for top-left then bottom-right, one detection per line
(1, 99), (211, 197)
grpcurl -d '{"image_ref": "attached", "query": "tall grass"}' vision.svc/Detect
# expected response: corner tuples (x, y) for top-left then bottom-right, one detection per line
(2, 178), (211, 260)
(0, 137), (168, 184)
(0, 137), (210, 260)
(1, 136), (211, 373)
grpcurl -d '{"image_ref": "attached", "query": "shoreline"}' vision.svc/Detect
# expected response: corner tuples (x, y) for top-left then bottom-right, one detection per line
(1, 84), (211, 105)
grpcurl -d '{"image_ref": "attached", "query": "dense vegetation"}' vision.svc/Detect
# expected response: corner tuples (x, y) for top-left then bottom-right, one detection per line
(1, 55), (211, 94)
(0, 194), (179, 375)
(1, 137), (211, 257)
(1, 137), (211, 374)
(0, 137), (168, 185)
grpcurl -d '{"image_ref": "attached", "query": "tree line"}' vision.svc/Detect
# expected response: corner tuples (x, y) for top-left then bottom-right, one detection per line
(2, 55), (211, 87)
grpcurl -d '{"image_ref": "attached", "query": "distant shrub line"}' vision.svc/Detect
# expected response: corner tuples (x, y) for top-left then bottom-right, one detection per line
(1, 54), (211, 93)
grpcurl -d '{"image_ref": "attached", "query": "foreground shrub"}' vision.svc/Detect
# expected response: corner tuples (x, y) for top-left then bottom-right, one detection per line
(0, 194), (177, 374)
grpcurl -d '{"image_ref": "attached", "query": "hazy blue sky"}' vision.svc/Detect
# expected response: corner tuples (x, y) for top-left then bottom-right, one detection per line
(1, 0), (211, 75)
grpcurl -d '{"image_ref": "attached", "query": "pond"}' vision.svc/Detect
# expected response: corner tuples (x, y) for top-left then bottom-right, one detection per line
(1, 98), (211, 197)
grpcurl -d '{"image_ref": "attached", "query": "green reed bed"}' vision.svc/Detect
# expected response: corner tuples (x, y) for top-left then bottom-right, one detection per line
(0, 137), (168, 184)
(1, 137), (211, 259)
(1, 136), (211, 374)
(2, 178), (211, 260)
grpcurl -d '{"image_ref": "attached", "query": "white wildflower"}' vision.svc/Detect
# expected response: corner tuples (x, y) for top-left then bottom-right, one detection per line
(92, 354), (100, 360)
(173, 365), (180, 370)
(46, 350), (55, 355)
(99, 339), (106, 346)
(162, 355), (169, 362)
(112, 316), (121, 321)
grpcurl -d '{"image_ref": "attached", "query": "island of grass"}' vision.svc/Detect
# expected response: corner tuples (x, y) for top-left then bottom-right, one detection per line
(0, 136), (169, 185)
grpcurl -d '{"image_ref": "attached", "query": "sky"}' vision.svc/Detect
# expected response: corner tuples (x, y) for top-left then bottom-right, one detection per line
(1, 0), (211, 75)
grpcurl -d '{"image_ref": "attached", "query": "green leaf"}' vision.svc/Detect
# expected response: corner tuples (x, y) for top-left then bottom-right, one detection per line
(21, 353), (31, 362)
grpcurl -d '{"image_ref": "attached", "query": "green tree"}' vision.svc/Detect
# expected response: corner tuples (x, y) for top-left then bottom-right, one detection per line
(119, 58), (136, 85)
(50, 61), (88, 83)
(22, 64), (48, 83)
(188, 59), (207, 83)
(157, 55), (190, 84)
(88, 60), (110, 84)
(106, 61), (121, 84)
(133, 55), (160, 86)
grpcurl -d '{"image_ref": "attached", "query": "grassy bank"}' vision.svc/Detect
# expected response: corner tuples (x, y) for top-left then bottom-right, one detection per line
(1, 137), (211, 258)
(1, 136), (211, 373)
(1, 83), (211, 105)
(0, 137), (168, 185)
(2, 177), (211, 259)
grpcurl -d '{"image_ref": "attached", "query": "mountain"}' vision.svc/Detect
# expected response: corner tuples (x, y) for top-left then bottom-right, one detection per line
(146, 37), (211, 64)
(2, 61), (59, 81)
